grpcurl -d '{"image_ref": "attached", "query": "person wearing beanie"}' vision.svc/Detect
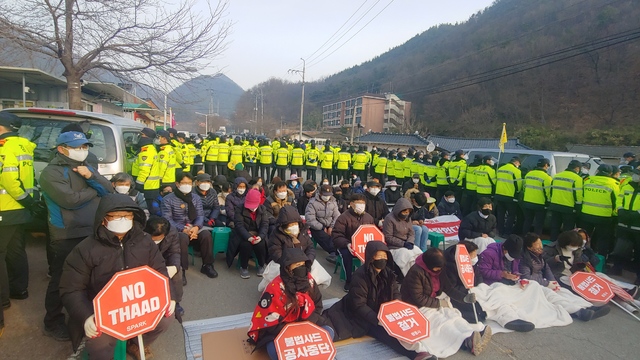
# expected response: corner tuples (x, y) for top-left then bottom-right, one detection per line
(296, 183), (316, 216)
(401, 248), (492, 357)
(458, 197), (497, 254)
(234, 162), (252, 182)
(227, 189), (269, 279)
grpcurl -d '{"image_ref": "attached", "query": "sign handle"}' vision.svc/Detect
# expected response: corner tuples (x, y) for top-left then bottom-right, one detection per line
(611, 300), (640, 322)
(138, 334), (146, 360)
(472, 302), (479, 324)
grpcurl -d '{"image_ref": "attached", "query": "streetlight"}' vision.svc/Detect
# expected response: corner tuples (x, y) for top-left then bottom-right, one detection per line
(195, 112), (213, 134)
(288, 58), (305, 140)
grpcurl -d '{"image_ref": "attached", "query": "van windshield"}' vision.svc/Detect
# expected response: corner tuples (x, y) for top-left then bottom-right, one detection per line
(17, 117), (117, 163)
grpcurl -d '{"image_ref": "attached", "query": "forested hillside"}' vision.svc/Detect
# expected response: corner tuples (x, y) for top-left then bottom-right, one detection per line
(235, 0), (640, 149)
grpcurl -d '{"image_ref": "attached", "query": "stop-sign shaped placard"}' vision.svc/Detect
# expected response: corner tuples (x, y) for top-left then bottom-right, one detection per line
(93, 265), (170, 340)
(274, 321), (335, 360)
(378, 300), (429, 344)
(455, 244), (475, 289)
(351, 224), (386, 262)
(570, 272), (614, 304)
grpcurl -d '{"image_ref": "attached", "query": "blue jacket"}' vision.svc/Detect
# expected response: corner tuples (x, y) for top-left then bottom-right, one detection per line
(161, 192), (204, 230)
(150, 195), (163, 217)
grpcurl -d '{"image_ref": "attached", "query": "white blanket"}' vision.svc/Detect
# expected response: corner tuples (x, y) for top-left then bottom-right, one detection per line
(470, 282), (574, 328)
(389, 247), (423, 275)
(258, 260), (331, 292)
(399, 306), (483, 358)
(465, 237), (496, 255)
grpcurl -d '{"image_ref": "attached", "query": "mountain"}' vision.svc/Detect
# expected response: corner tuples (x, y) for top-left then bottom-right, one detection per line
(235, 0), (640, 149)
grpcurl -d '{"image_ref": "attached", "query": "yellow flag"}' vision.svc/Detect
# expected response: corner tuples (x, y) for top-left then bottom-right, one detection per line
(499, 123), (507, 153)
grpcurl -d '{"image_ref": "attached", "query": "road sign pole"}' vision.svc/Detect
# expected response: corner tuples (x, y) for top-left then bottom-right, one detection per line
(138, 334), (146, 360)
(611, 299), (640, 322)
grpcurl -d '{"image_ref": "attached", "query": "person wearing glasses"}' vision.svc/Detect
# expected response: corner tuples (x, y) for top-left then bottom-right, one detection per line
(39, 131), (113, 341)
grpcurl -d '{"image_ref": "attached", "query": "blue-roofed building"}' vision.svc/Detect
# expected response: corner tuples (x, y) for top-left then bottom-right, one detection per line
(355, 132), (529, 152)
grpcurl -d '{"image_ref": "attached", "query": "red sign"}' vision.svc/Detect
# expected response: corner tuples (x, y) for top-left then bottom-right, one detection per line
(378, 300), (429, 344)
(455, 244), (475, 289)
(93, 266), (170, 340)
(424, 215), (461, 241)
(570, 272), (614, 304)
(274, 321), (335, 360)
(351, 224), (386, 262)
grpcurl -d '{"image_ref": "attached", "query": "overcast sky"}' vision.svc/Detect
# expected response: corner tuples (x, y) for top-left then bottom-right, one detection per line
(208, 0), (495, 89)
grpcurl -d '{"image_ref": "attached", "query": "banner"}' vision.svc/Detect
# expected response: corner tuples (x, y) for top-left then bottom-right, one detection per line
(423, 215), (461, 242)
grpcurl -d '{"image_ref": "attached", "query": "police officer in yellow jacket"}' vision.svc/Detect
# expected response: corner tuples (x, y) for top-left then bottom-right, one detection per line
(216, 136), (230, 178)
(274, 143), (291, 180)
(548, 160), (584, 241)
(462, 154), (483, 215)
(336, 144), (351, 181)
(448, 150), (468, 201)
(580, 164), (621, 256)
(352, 145), (369, 182)
(204, 135), (219, 177)
(320, 140), (335, 183)
(229, 136), (244, 169)
(133, 128), (160, 209)
(290, 142), (305, 178)
(0, 112), (36, 303)
(435, 151), (451, 200)
(610, 169), (640, 279)
(521, 158), (552, 235)
(475, 155), (497, 198)
(495, 156), (522, 236)
(157, 131), (179, 186)
(305, 140), (320, 182)
(258, 139), (273, 182)
(373, 150), (388, 184)
(167, 128), (184, 173)
(244, 140), (259, 179)
(177, 133), (192, 172)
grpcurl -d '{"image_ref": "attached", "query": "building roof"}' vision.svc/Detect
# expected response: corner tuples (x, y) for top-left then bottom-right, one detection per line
(355, 133), (431, 146)
(427, 135), (529, 152)
(0, 66), (67, 86)
(565, 144), (640, 159)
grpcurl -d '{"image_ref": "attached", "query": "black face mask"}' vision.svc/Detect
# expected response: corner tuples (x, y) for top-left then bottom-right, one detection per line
(481, 208), (492, 216)
(372, 259), (387, 270)
(291, 266), (308, 278)
(398, 213), (409, 220)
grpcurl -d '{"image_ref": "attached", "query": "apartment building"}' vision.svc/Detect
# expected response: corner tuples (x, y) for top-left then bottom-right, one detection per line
(322, 93), (411, 132)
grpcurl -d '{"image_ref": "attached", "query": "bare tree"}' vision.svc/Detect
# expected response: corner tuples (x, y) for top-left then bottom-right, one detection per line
(0, 0), (230, 109)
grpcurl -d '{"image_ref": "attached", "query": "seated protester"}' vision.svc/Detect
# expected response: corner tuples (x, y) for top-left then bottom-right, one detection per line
(383, 198), (423, 276)
(216, 182), (231, 226)
(520, 233), (609, 322)
(162, 172), (217, 279)
(437, 190), (462, 219)
(575, 228), (601, 272)
(324, 241), (435, 360)
(442, 241), (488, 323)
(409, 192), (430, 252)
(287, 173), (303, 198)
(401, 248), (492, 357)
(365, 180), (389, 227)
(305, 184), (340, 263)
(543, 230), (591, 282)
(111, 172), (148, 216)
(225, 177), (248, 228)
(253, 177), (268, 204)
(234, 162), (252, 182)
(264, 181), (296, 234)
(383, 180), (402, 206)
(150, 184), (172, 217)
(402, 173), (426, 194)
(333, 186), (348, 214)
(60, 194), (174, 359)
(212, 174), (228, 194)
(406, 190), (438, 218)
(145, 216), (186, 321)
(458, 197), (497, 254)
(248, 248), (333, 360)
(339, 179), (352, 199)
(477, 234), (523, 286)
(331, 193), (375, 292)
(268, 176), (282, 194)
(269, 205), (316, 263)
(352, 179), (365, 194)
(296, 183), (316, 216)
(320, 177), (331, 186)
(227, 189), (269, 279)
(193, 173), (221, 228)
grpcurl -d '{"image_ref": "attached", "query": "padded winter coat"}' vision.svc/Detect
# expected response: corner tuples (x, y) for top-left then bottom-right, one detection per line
(458, 211), (497, 240)
(305, 193), (340, 230)
(331, 208), (374, 250)
(268, 205), (316, 263)
(382, 198), (415, 249)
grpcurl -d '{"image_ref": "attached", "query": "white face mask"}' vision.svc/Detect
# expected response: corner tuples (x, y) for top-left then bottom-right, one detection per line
(285, 224), (300, 236)
(504, 252), (515, 262)
(67, 148), (89, 162)
(566, 246), (579, 252)
(115, 185), (130, 195)
(471, 256), (478, 265)
(581, 168), (589, 175)
(153, 237), (164, 245)
(237, 188), (246, 195)
(487, 160), (495, 166)
(446, 197), (455, 203)
(198, 183), (211, 191)
(462, 154), (469, 160)
(390, 186), (397, 192)
(369, 188), (380, 196)
(178, 184), (192, 194)
(412, 178), (419, 184)
(291, 181), (298, 187)
(153, 139), (161, 145)
(321, 195), (332, 202)
(257, 181), (263, 187)
(354, 203), (366, 214)
(276, 191), (287, 200)
(582, 239), (587, 247)
(106, 218), (133, 234)
(322, 181), (329, 186)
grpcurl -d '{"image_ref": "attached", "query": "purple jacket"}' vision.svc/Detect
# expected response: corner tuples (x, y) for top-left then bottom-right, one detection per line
(477, 242), (520, 285)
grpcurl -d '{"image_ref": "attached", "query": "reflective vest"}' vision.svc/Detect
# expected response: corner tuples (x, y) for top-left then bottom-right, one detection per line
(171, 139), (184, 165)
(272, 140), (281, 151)
(410, 160), (421, 178)
(180, 142), (191, 171)
(305, 148), (320, 167)
(352, 152), (368, 170)
(204, 140), (219, 162)
(386, 158), (396, 176)
(582, 175), (620, 218)
(618, 182), (640, 230)
(0, 135), (35, 215)
(291, 148), (305, 166)
(135, 145), (158, 187)
(230, 144), (244, 164)
(549, 170), (583, 210)
(436, 161), (450, 186)
(422, 163), (438, 189)
(336, 151), (351, 170)
(259, 146), (273, 165)
(465, 164), (479, 192)
(320, 151), (334, 169)
(157, 144), (177, 184)
(448, 159), (467, 186)
(275, 147), (290, 166)
(244, 145), (258, 164)
(475, 164), (496, 196)
(188, 143), (197, 162)
(216, 142), (230, 162)
(374, 157), (387, 174)
(394, 158), (405, 178)
(402, 158), (413, 178)
(522, 169), (552, 205)
(495, 163), (522, 198)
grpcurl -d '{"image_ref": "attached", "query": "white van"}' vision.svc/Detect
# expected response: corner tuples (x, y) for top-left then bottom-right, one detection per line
(6, 108), (145, 180)
(463, 148), (602, 176)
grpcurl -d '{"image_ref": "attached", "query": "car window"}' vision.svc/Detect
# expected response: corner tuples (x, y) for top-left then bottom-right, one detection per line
(519, 155), (543, 176)
(17, 118), (116, 163)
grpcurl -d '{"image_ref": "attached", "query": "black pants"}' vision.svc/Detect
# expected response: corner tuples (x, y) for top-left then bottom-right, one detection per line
(373, 172), (385, 184)
(522, 204), (546, 236)
(436, 185), (450, 202)
(331, 169), (340, 184)
(260, 165), (271, 182)
(461, 190), (477, 216)
(238, 240), (267, 269)
(188, 230), (214, 266)
(246, 164), (258, 179)
(367, 325), (418, 359)
(306, 167), (317, 182)
(216, 162), (228, 179)
(321, 169), (332, 183)
(549, 210), (577, 241)
(496, 197), (519, 236)
(451, 185), (464, 204)
(310, 229), (336, 255)
(338, 169), (350, 182)
(579, 214), (616, 256)
(205, 162), (217, 177)
(86, 317), (171, 360)
(0, 225), (28, 303)
(178, 232), (191, 270)
(44, 236), (85, 328)
(338, 248), (355, 283)
(276, 166), (287, 180)
(611, 227), (640, 274)
(451, 299), (487, 324)
(291, 166), (304, 178)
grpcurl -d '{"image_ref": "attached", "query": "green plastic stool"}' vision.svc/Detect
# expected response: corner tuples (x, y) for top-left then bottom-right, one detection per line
(187, 244), (195, 266)
(541, 240), (553, 246)
(82, 339), (126, 360)
(595, 254), (605, 273)
(212, 227), (231, 258)
(428, 232), (445, 251)
(333, 254), (361, 281)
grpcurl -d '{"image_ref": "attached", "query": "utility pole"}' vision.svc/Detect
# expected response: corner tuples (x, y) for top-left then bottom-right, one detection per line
(350, 100), (357, 145)
(288, 58), (305, 140)
(254, 92), (258, 135)
(260, 88), (264, 135)
(195, 112), (211, 133)
(280, 116), (284, 137)
(163, 93), (167, 130)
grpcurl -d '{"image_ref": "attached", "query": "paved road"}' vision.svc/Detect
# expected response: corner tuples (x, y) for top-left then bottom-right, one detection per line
(1, 234), (639, 360)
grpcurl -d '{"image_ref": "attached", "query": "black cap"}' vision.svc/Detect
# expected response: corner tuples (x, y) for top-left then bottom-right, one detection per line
(503, 234), (524, 260)
(482, 155), (493, 162)
(412, 173), (420, 179)
(0, 111), (22, 130)
(366, 180), (382, 188)
(157, 130), (170, 139)
(510, 156), (522, 163)
(537, 158), (550, 167)
(320, 184), (333, 196)
(567, 160), (583, 170)
(597, 164), (612, 174)
(177, 132), (186, 139)
(455, 149), (464, 156)
(623, 152), (636, 158)
(140, 128), (156, 138)
(167, 128), (178, 135)
(196, 173), (212, 182)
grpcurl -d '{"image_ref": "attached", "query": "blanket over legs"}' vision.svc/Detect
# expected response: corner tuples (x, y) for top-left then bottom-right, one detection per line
(258, 260), (331, 292)
(389, 247), (423, 276)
